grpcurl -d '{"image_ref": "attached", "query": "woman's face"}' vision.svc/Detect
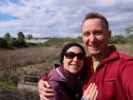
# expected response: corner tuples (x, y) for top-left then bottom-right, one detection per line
(63, 46), (85, 74)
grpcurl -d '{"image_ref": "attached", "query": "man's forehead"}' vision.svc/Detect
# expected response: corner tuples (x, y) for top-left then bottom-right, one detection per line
(83, 18), (103, 26)
(81, 19), (107, 31)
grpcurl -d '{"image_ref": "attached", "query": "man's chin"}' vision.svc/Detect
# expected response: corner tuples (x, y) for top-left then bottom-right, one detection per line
(89, 51), (100, 56)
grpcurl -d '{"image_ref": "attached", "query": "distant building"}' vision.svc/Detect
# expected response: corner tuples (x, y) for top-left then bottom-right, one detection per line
(25, 38), (49, 44)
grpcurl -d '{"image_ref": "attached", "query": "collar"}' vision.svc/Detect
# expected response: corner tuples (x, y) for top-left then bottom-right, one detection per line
(89, 45), (119, 64)
(85, 45), (120, 72)
(58, 66), (81, 79)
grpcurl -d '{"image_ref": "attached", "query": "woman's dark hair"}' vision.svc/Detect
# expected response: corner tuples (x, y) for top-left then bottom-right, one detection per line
(60, 42), (86, 64)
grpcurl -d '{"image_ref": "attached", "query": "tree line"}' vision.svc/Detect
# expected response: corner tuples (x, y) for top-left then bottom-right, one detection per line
(109, 34), (133, 44)
(0, 32), (133, 49)
(0, 32), (33, 48)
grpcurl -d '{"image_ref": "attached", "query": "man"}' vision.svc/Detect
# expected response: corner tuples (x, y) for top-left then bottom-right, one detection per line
(38, 12), (133, 100)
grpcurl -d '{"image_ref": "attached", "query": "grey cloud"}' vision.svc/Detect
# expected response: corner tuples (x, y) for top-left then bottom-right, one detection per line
(1, 0), (133, 37)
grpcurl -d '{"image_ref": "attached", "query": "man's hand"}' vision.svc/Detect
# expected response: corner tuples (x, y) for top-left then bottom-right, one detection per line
(38, 79), (55, 100)
(83, 83), (98, 100)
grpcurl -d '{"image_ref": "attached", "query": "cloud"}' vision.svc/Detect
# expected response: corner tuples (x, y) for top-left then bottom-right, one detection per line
(0, 0), (133, 37)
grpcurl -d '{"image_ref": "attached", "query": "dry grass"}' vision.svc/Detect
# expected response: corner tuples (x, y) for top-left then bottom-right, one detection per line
(0, 46), (62, 89)
(0, 44), (132, 93)
(0, 44), (132, 71)
(0, 47), (61, 69)
(115, 44), (133, 56)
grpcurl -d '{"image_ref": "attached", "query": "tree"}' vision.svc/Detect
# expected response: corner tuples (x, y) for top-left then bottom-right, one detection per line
(17, 32), (25, 41)
(125, 26), (133, 43)
(16, 32), (26, 47)
(3, 33), (13, 48)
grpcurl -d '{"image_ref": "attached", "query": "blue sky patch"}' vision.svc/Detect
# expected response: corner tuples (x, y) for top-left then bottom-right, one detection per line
(0, 12), (18, 21)
(0, 0), (23, 6)
(10, 0), (23, 5)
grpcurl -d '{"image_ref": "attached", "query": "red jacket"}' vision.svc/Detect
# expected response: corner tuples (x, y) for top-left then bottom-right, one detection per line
(82, 46), (133, 100)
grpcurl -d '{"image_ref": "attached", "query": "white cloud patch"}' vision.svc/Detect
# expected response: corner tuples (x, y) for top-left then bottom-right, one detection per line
(0, 0), (133, 37)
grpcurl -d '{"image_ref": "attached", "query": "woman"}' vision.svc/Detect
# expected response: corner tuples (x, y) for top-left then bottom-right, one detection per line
(39, 42), (98, 100)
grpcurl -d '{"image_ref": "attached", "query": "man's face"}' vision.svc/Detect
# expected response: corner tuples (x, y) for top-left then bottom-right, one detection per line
(81, 18), (111, 56)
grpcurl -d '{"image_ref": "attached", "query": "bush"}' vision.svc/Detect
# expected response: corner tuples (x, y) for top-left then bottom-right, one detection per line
(0, 34), (14, 48)
(109, 35), (127, 44)
(126, 34), (133, 43)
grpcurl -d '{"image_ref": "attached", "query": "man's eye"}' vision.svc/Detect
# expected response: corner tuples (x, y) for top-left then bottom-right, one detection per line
(94, 31), (103, 35)
(95, 32), (101, 35)
(83, 32), (90, 36)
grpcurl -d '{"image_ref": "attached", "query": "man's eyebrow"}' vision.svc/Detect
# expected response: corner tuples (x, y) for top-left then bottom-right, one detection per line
(83, 29), (103, 33)
(82, 31), (90, 34)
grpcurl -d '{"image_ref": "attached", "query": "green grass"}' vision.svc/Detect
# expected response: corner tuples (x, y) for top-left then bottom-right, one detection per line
(43, 37), (81, 47)
(0, 80), (17, 90)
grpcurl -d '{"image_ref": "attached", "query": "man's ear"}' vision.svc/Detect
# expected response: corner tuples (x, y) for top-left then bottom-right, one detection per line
(80, 33), (83, 42)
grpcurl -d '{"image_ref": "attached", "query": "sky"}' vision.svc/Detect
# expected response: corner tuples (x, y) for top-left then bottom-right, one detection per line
(0, 0), (133, 38)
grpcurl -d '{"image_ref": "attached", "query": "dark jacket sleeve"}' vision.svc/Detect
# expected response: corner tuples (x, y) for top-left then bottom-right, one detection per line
(48, 80), (76, 100)
(47, 68), (70, 100)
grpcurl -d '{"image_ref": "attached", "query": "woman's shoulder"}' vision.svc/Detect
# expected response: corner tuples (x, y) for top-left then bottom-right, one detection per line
(48, 67), (66, 89)
(48, 66), (66, 81)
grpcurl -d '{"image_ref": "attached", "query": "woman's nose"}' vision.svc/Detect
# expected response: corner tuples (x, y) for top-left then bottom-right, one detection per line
(73, 56), (78, 61)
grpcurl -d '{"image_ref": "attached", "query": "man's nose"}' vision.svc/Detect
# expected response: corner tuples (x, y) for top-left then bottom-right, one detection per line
(88, 33), (96, 43)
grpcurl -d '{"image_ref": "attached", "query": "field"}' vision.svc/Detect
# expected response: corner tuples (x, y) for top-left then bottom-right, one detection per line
(0, 46), (62, 100)
(0, 46), (61, 67)
(0, 43), (132, 100)
(115, 44), (133, 56)
(0, 43), (133, 72)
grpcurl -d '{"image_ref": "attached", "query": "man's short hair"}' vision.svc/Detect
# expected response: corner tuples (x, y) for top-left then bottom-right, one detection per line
(81, 12), (109, 30)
